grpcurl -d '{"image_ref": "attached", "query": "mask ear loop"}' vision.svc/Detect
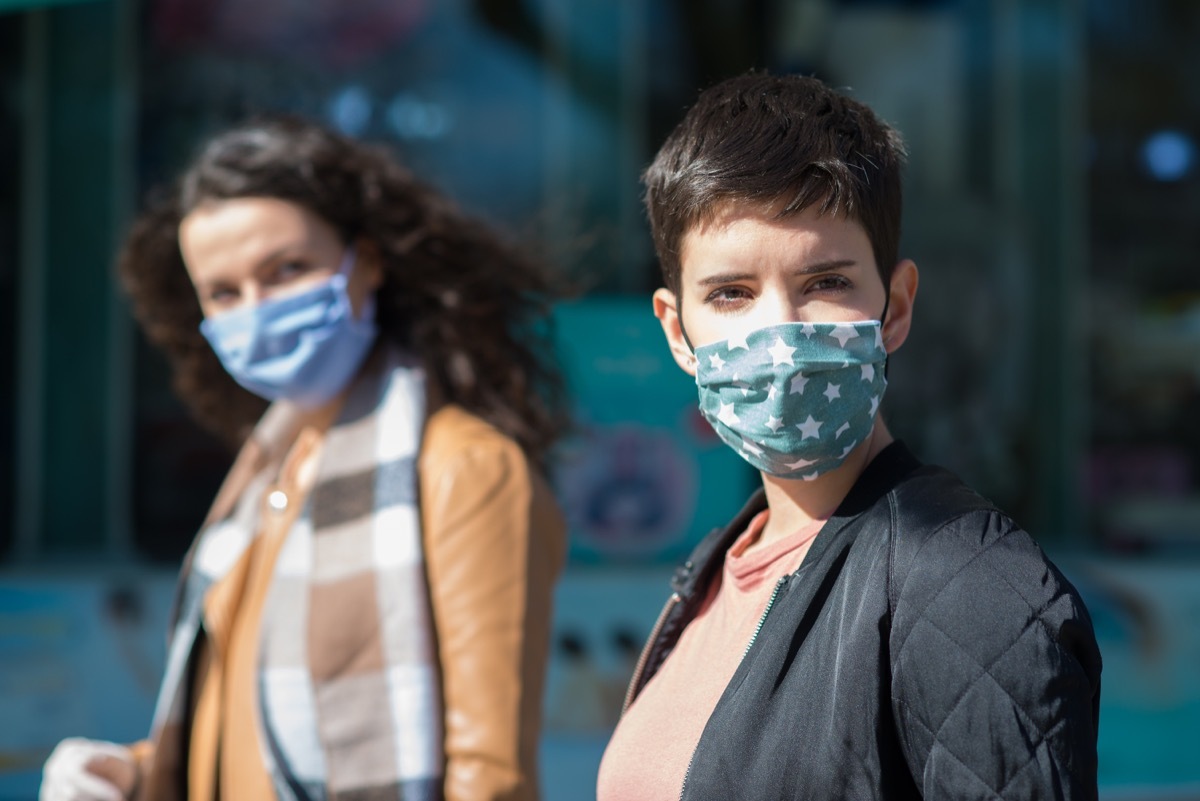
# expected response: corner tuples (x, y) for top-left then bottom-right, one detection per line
(675, 294), (697, 363)
(880, 288), (891, 380)
(337, 244), (376, 324)
(337, 244), (358, 279)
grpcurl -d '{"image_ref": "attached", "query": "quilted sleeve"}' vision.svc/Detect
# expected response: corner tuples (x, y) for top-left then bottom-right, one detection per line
(889, 510), (1102, 800)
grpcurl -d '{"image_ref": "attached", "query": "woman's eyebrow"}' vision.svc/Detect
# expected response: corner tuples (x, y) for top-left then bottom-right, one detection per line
(791, 258), (858, 275)
(696, 271), (756, 287)
(254, 246), (291, 270)
(696, 259), (859, 287)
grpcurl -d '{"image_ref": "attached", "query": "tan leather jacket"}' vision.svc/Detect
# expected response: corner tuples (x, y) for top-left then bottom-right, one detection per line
(133, 403), (566, 801)
(418, 405), (566, 801)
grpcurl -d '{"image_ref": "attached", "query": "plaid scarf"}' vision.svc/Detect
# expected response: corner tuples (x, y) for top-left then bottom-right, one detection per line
(147, 347), (444, 800)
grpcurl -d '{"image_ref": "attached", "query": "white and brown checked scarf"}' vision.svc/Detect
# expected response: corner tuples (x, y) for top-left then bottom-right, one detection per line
(148, 346), (444, 801)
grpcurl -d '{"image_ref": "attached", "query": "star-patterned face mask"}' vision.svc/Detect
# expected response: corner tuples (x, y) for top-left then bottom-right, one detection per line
(692, 320), (887, 480)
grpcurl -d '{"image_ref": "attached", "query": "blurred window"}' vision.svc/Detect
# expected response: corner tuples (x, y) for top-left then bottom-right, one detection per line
(0, 15), (18, 560)
(126, 0), (1088, 555)
(1085, 0), (1200, 552)
(2, 0), (1193, 560)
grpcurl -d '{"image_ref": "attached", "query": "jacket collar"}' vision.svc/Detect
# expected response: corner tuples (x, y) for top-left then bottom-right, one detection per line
(672, 441), (924, 600)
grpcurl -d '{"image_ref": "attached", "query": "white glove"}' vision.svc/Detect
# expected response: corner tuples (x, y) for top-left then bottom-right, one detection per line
(40, 738), (137, 801)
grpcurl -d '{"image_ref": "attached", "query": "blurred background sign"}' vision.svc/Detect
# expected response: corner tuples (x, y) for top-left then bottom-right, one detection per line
(552, 297), (757, 566)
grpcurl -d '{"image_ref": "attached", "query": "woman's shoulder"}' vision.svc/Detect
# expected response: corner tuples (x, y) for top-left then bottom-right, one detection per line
(886, 470), (1079, 630)
(416, 404), (565, 548)
(888, 463), (1004, 539)
(418, 403), (542, 490)
(422, 404), (522, 458)
(882, 464), (1056, 597)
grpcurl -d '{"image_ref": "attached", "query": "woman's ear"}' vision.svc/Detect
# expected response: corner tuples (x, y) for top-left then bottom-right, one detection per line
(653, 288), (697, 377)
(882, 259), (919, 354)
(347, 238), (385, 321)
(354, 238), (385, 293)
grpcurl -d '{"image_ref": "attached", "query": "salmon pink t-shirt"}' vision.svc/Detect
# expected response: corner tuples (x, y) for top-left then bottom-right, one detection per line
(597, 509), (825, 801)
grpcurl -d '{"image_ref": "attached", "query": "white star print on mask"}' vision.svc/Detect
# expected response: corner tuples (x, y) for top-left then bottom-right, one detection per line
(768, 337), (797, 366)
(693, 320), (888, 479)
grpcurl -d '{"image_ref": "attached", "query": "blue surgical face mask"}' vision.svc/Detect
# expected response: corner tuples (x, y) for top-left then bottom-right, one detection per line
(200, 247), (379, 408)
(692, 320), (888, 480)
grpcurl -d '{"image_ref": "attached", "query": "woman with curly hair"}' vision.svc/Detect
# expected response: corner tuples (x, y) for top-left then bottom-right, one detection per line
(41, 116), (570, 801)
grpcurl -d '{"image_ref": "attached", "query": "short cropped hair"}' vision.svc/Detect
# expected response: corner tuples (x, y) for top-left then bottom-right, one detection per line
(643, 73), (907, 295)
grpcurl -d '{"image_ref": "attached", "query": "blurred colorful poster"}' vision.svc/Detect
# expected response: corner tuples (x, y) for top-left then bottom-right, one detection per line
(551, 297), (757, 566)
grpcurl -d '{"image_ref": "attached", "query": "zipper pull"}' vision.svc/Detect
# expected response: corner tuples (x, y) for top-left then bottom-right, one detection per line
(670, 559), (695, 592)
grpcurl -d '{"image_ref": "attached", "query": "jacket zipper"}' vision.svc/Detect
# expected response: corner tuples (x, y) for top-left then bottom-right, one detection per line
(679, 575), (788, 801)
(622, 591), (680, 713)
(742, 575), (788, 659)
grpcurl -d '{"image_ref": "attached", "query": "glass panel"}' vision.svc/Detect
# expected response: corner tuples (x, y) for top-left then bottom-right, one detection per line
(1086, 0), (1200, 552)
(0, 15), (20, 560)
(129, 337), (230, 562)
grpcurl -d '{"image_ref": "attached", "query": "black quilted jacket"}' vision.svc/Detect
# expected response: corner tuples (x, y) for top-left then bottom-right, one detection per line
(623, 442), (1102, 800)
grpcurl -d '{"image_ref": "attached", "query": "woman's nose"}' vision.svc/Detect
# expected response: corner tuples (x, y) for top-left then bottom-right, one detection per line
(239, 282), (263, 308)
(761, 289), (804, 325)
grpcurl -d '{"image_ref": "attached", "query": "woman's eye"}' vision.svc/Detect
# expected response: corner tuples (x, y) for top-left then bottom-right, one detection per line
(275, 260), (310, 280)
(808, 275), (852, 293)
(207, 286), (238, 304)
(705, 286), (752, 307)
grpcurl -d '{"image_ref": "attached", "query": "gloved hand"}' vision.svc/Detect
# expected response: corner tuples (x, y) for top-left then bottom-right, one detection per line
(40, 738), (138, 801)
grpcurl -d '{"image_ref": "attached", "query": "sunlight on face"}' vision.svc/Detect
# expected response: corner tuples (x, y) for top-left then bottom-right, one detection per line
(676, 204), (888, 350)
(178, 197), (377, 320)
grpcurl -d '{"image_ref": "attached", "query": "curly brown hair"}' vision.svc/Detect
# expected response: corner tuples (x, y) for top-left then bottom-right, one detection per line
(119, 115), (570, 465)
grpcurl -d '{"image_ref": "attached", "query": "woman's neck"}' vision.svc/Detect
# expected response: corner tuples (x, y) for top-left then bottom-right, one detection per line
(295, 393), (344, 433)
(757, 417), (894, 545)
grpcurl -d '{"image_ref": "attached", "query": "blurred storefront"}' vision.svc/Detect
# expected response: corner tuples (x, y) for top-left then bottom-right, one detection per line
(1, 0), (1198, 798)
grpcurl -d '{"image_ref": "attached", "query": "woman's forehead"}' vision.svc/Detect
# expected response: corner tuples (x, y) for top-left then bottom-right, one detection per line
(679, 204), (873, 278)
